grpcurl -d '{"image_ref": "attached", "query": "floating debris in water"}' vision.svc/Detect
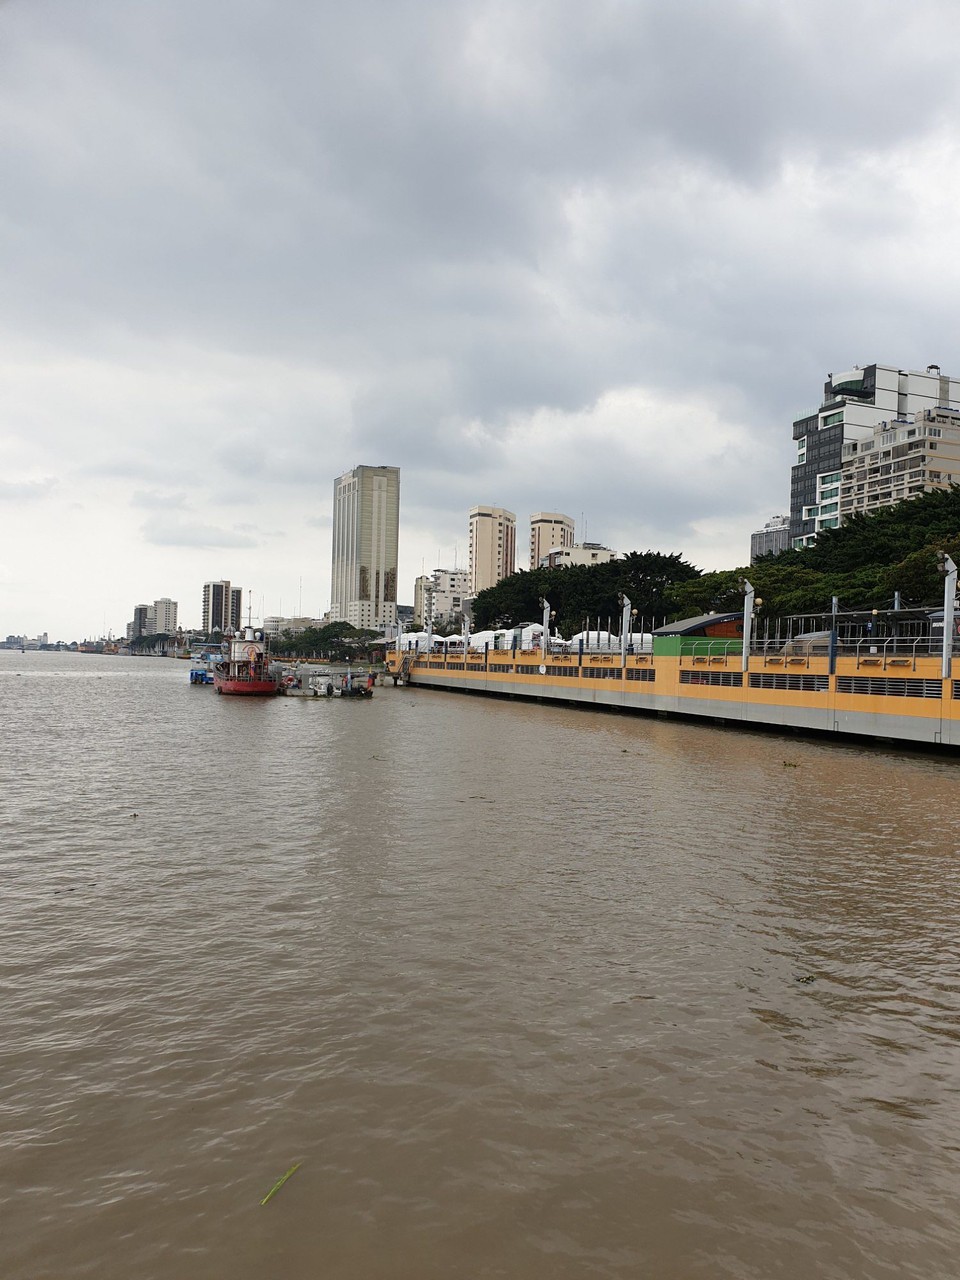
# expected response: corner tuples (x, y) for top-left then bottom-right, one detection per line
(260, 1161), (302, 1206)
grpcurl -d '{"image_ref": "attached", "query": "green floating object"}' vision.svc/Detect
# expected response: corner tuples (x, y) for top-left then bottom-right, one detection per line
(260, 1161), (302, 1206)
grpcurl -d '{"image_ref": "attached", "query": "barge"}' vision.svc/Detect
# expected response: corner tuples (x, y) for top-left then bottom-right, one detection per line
(386, 575), (960, 750)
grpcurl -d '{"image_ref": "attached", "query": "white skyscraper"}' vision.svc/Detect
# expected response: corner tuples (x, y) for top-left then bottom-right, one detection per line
(153, 598), (178, 634)
(330, 465), (400, 629)
(469, 506), (516, 595)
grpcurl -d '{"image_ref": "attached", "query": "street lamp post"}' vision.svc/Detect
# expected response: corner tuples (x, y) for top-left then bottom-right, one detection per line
(740, 579), (755, 673)
(539, 597), (552, 663)
(940, 553), (957, 681)
(619, 593), (632, 666)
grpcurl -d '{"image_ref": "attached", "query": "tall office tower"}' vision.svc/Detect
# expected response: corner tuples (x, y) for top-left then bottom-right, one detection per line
(529, 512), (575, 569)
(153, 598), (178, 634)
(469, 505), (516, 594)
(790, 362), (960, 548)
(330, 465), (400, 629)
(202, 580), (242, 633)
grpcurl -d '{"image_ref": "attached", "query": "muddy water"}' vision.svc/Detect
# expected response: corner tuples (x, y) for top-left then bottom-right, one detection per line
(3, 650), (960, 1279)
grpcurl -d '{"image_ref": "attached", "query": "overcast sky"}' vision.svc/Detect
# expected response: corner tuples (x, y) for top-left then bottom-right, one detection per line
(4, 0), (960, 638)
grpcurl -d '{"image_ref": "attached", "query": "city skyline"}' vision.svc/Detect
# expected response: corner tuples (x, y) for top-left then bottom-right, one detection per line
(6, 1), (960, 637)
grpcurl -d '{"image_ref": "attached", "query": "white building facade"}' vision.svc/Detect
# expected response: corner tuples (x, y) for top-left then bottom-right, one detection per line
(839, 406), (960, 518)
(469, 505), (516, 594)
(330, 465), (400, 629)
(541, 542), (617, 568)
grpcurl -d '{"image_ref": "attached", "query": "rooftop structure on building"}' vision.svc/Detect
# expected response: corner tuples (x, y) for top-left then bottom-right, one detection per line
(750, 516), (790, 564)
(330, 465), (400, 629)
(540, 542), (617, 569)
(469, 506), (516, 594)
(529, 513), (574, 571)
(791, 363), (960, 548)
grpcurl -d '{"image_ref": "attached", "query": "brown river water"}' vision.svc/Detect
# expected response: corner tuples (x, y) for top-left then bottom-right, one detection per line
(2, 650), (960, 1279)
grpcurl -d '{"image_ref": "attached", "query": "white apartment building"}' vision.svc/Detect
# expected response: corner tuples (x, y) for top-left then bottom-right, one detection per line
(263, 616), (324, 638)
(540, 542), (617, 569)
(413, 569), (471, 628)
(154, 598), (178, 634)
(469, 506), (516, 594)
(127, 597), (178, 639)
(791, 362), (960, 547)
(529, 512), (574, 570)
(839, 406), (960, 518)
(330, 465), (400, 629)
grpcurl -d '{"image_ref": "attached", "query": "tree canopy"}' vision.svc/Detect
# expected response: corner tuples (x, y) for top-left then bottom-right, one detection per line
(275, 621), (379, 660)
(471, 551), (700, 635)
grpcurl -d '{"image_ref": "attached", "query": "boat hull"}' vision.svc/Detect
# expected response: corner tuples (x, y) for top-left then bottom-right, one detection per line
(214, 676), (278, 696)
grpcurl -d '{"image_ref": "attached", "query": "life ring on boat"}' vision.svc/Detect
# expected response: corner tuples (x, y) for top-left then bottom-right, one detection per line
(283, 674), (296, 687)
(244, 644), (259, 663)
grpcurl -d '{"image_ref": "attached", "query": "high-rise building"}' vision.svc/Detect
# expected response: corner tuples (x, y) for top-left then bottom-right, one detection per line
(529, 512), (574, 570)
(469, 506), (516, 595)
(202, 580), (242, 633)
(130, 604), (150, 640)
(330, 465), (400, 629)
(790, 363), (960, 548)
(153, 598), (178, 634)
(750, 516), (790, 564)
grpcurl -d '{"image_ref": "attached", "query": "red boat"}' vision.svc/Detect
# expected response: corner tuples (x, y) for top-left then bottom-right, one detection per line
(213, 626), (279, 696)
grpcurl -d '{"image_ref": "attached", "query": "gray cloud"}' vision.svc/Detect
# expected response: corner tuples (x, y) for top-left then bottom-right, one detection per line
(4, 0), (960, 634)
(0, 478), (55, 502)
(140, 517), (259, 549)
